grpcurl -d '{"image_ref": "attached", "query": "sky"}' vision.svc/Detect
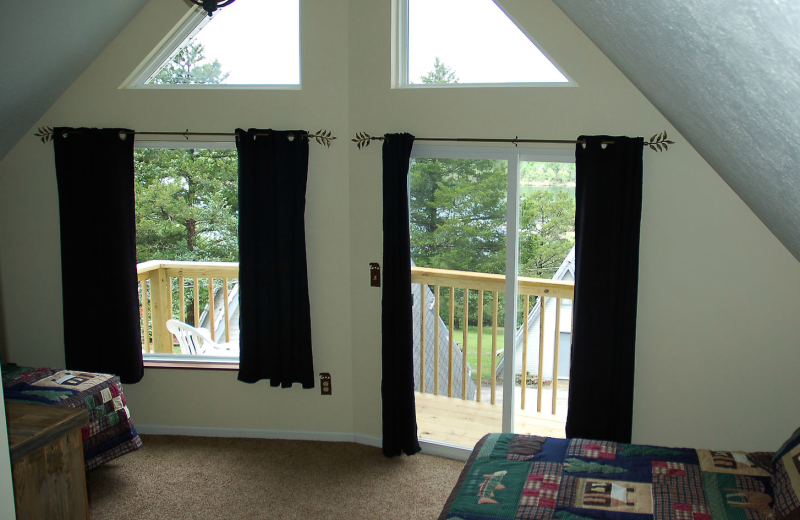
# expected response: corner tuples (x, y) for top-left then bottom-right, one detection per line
(191, 0), (300, 85)
(172, 0), (566, 86)
(408, 0), (567, 84)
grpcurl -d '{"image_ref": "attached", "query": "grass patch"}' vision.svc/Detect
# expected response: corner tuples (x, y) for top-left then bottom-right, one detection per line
(452, 326), (505, 383)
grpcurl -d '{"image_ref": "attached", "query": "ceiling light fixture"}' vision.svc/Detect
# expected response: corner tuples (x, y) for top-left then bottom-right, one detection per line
(189, 0), (236, 17)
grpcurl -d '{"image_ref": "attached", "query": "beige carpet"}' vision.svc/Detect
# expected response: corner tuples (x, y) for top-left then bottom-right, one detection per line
(86, 435), (465, 520)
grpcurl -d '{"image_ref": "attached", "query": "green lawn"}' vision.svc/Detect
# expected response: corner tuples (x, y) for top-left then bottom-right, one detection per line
(452, 326), (505, 383)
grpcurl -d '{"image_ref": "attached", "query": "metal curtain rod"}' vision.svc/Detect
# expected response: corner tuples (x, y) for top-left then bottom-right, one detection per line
(352, 131), (674, 152)
(34, 127), (337, 147)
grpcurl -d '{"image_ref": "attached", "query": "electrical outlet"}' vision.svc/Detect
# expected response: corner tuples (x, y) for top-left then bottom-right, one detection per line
(320, 373), (332, 395)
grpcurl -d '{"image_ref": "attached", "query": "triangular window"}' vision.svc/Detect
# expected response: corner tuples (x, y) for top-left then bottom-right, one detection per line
(399, 0), (569, 86)
(125, 0), (299, 88)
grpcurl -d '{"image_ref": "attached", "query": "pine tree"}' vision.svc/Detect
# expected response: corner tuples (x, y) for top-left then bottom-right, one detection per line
(420, 57), (459, 84)
(149, 42), (229, 85)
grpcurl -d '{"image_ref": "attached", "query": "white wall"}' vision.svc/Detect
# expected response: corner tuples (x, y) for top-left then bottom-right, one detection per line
(0, 0), (355, 437)
(0, 0), (799, 458)
(346, 0), (800, 451)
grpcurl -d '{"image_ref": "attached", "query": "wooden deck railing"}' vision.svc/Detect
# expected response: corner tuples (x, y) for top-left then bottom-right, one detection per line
(137, 260), (239, 354)
(411, 267), (575, 414)
(138, 260), (573, 414)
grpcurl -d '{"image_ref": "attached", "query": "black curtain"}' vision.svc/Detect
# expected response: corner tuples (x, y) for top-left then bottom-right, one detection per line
(381, 133), (421, 457)
(566, 135), (643, 443)
(53, 128), (143, 384)
(236, 129), (315, 388)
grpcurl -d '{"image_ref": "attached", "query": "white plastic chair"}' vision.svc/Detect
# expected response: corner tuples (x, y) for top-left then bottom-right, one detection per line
(165, 319), (238, 357)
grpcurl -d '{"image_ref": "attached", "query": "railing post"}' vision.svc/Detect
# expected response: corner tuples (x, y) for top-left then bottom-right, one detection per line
(462, 289), (469, 400)
(537, 295), (546, 412)
(208, 278), (216, 341)
(476, 290), (484, 403)
(434, 285), (440, 396)
(140, 280), (150, 353)
(419, 284), (426, 394)
(193, 277), (200, 327)
(521, 295), (529, 410)
(150, 267), (173, 354)
(491, 291), (499, 405)
(553, 297), (562, 415)
(178, 276), (186, 323)
(448, 286), (455, 398)
(223, 278), (231, 343)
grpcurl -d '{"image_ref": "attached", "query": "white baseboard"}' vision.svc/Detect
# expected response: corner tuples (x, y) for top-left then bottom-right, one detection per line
(135, 424), (382, 447)
(134, 424), (469, 460)
(419, 440), (471, 461)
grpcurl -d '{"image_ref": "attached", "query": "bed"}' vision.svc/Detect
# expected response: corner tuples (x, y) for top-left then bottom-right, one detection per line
(438, 432), (800, 520)
(2, 364), (142, 471)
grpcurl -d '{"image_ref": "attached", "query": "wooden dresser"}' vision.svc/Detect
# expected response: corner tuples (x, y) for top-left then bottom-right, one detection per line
(6, 401), (90, 520)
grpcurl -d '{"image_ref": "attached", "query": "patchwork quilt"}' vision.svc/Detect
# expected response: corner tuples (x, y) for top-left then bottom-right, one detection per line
(2, 365), (142, 471)
(439, 434), (776, 520)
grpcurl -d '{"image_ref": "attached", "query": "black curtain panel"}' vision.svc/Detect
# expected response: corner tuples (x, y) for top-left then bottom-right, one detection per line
(566, 135), (644, 443)
(53, 128), (144, 384)
(381, 133), (421, 457)
(236, 129), (315, 388)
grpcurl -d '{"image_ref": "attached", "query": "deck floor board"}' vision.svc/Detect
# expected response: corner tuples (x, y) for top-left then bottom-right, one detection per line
(415, 391), (567, 448)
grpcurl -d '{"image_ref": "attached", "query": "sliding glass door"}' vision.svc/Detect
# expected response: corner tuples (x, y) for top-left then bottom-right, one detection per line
(409, 145), (575, 449)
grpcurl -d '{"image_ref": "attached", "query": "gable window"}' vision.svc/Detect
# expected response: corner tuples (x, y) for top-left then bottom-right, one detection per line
(135, 142), (241, 364)
(123, 0), (300, 89)
(394, 0), (570, 88)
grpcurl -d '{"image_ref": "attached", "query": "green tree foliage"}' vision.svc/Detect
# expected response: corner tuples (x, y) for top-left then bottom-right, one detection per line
(134, 148), (239, 264)
(410, 158), (576, 328)
(149, 42), (229, 85)
(420, 57), (459, 84)
(518, 191), (575, 279)
(520, 161), (576, 185)
(138, 46), (235, 333)
(135, 148), (238, 327)
(411, 158), (507, 274)
(410, 158), (506, 329)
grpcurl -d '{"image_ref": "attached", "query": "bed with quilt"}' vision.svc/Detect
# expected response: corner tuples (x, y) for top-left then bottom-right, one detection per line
(2, 364), (142, 471)
(438, 432), (800, 520)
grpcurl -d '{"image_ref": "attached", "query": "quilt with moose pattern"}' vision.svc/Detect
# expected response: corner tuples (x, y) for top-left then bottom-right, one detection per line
(439, 433), (776, 520)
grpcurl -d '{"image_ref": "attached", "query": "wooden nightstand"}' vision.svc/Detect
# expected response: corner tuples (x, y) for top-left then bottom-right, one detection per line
(5, 401), (90, 520)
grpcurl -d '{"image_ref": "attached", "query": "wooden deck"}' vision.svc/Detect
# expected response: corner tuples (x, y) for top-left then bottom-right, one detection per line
(415, 390), (567, 448)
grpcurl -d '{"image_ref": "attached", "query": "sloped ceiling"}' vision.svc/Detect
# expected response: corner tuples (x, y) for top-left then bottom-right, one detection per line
(552, 0), (800, 262)
(4, 1), (800, 263)
(0, 0), (149, 161)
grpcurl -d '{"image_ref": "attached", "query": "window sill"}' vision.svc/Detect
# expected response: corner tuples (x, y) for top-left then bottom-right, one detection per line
(143, 355), (239, 371)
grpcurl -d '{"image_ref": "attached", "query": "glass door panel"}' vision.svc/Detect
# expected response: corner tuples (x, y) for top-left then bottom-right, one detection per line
(512, 160), (576, 439)
(410, 155), (507, 448)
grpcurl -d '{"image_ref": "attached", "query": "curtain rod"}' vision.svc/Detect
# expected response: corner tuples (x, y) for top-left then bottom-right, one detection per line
(34, 127), (337, 147)
(352, 131), (674, 152)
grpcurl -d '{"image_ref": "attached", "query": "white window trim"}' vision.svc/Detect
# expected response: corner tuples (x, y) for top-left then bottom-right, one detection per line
(411, 143), (575, 163)
(133, 139), (236, 150)
(136, 140), (241, 366)
(121, 5), (301, 91)
(392, 0), (575, 89)
(144, 353), (239, 367)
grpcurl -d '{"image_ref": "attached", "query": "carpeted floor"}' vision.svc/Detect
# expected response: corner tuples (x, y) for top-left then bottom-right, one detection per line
(86, 435), (465, 520)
